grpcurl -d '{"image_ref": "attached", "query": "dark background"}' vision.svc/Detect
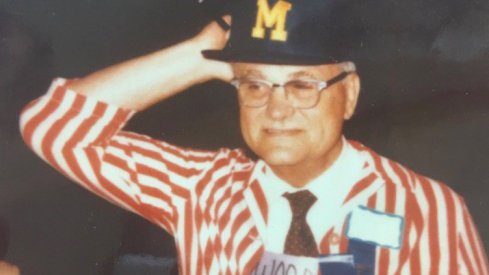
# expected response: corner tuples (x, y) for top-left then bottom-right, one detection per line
(1, 0), (488, 274)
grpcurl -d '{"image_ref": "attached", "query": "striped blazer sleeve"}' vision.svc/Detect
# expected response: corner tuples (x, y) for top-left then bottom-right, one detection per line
(457, 198), (489, 275)
(19, 78), (222, 235)
(356, 142), (488, 274)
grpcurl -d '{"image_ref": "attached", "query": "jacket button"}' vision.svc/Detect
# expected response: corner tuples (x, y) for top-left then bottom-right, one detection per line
(329, 233), (340, 244)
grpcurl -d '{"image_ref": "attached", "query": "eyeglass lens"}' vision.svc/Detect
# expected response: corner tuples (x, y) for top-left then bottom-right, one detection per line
(238, 80), (321, 108)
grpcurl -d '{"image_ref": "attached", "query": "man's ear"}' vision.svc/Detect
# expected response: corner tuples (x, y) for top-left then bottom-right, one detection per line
(343, 72), (360, 120)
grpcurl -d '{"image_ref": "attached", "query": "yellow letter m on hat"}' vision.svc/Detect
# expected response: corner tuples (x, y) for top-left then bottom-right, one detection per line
(252, 0), (292, 41)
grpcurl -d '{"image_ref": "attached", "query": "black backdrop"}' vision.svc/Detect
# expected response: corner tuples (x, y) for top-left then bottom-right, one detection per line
(1, 0), (488, 274)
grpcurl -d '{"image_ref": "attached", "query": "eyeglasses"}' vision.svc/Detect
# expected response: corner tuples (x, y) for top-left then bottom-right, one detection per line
(230, 71), (350, 109)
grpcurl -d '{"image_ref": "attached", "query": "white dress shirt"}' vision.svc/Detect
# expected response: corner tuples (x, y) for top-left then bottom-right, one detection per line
(255, 138), (366, 253)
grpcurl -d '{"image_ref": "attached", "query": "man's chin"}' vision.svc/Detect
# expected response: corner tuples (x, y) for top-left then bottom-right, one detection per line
(259, 151), (302, 167)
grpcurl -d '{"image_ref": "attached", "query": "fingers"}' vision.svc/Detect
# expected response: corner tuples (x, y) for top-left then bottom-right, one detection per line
(195, 16), (232, 50)
(0, 261), (20, 275)
(215, 15), (231, 31)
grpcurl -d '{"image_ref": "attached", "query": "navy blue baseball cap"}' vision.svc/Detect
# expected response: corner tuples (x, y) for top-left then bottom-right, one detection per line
(202, 0), (366, 65)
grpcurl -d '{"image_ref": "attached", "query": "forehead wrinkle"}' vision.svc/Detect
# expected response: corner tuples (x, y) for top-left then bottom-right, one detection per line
(235, 68), (265, 79)
(288, 71), (319, 80)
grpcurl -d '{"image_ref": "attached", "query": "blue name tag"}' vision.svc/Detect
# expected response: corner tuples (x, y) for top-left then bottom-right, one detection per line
(347, 206), (404, 249)
(319, 254), (356, 275)
(346, 238), (376, 275)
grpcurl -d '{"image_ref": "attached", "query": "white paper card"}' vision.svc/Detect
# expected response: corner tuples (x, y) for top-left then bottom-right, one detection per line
(320, 254), (354, 264)
(346, 206), (404, 249)
(251, 251), (319, 275)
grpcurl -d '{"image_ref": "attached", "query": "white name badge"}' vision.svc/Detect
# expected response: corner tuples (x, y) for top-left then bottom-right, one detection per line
(346, 206), (404, 249)
(251, 251), (355, 275)
(251, 251), (318, 275)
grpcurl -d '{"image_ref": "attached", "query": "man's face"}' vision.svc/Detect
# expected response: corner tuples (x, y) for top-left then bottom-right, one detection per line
(233, 63), (360, 182)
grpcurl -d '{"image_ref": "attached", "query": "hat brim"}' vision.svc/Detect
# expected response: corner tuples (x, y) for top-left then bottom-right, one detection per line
(202, 49), (340, 65)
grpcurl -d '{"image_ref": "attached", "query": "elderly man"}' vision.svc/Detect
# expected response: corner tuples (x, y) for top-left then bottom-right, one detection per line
(20, 0), (488, 274)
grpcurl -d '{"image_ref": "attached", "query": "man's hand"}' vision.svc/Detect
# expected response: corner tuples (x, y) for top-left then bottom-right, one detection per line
(0, 261), (20, 275)
(192, 16), (233, 82)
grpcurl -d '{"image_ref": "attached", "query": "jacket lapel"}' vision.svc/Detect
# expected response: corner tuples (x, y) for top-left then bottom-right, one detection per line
(235, 162), (268, 274)
(316, 154), (386, 255)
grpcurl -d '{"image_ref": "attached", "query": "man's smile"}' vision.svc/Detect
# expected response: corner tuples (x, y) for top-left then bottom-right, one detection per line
(262, 128), (303, 136)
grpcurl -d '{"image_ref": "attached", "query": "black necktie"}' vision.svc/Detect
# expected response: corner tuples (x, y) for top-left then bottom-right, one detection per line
(283, 190), (319, 257)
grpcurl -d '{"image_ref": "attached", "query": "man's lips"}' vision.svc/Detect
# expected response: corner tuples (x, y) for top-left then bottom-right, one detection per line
(262, 128), (302, 136)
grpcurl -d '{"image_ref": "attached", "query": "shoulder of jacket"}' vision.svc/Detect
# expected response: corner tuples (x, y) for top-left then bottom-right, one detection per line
(349, 140), (463, 203)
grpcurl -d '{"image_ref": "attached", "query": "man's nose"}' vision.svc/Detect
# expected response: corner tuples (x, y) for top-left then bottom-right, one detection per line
(265, 87), (295, 120)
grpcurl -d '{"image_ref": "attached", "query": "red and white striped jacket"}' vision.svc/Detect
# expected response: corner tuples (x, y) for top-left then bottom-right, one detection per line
(20, 79), (488, 275)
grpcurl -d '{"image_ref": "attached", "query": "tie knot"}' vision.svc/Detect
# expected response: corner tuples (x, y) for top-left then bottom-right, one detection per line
(283, 190), (317, 218)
